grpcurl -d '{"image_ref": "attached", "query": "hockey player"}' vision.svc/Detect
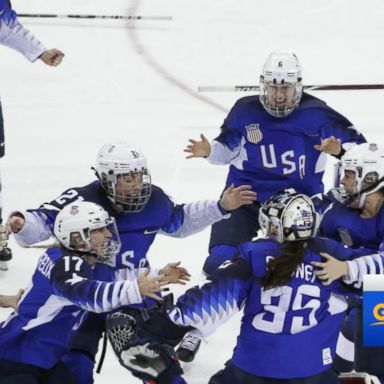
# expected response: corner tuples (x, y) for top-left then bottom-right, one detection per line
(5, 141), (256, 384)
(0, 201), (189, 384)
(0, 0), (64, 270)
(178, 52), (366, 361)
(311, 142), (384, 382)
(106, 189), (384, 384)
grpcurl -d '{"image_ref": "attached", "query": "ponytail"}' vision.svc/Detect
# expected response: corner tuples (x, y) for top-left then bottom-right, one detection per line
(262, 241), (307, 290)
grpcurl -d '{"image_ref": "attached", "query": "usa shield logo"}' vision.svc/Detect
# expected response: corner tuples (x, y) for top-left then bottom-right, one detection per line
(337, 228), (353, 247)
(246, 124), (263, 144)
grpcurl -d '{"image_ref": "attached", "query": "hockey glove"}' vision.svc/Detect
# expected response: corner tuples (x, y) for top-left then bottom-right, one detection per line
(106, 295), (192, 384)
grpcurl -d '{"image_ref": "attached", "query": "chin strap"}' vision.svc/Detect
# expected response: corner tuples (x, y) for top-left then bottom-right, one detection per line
(337, 176), (384, 208)
(91, 167), (102, 181)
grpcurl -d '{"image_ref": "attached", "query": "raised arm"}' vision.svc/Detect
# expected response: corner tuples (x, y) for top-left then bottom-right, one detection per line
(6, 187), (86, 245)
(0, 1), (63, 64)
(161, 185), (256, 238)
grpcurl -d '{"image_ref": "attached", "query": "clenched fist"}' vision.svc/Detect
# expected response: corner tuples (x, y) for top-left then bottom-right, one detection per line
(6, 213), (25, 235)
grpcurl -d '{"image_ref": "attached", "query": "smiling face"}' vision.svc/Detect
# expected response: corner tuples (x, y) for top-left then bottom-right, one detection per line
(265, 83), (296, 110)
(115, 172), (144, 202)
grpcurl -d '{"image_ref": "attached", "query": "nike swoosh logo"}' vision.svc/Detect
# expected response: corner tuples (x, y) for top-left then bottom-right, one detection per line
(144, 229), (158, 235)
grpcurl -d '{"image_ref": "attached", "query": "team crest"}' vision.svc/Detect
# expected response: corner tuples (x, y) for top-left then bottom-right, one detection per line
(246, 124), (263, 144)
(337, 228), (353, 247)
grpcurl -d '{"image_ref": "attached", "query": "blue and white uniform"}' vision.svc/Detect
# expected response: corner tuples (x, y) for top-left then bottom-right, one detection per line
(315, 192), (384, 253)
(13, 181), (228, 270)
(203, 93), (366, 275)
(0, 247), (147, 370)
(0, 0), (45, 62)
(168, 237), (383, 381)
(314, 192), (384, 377)
(11, 180), (226, 384)
(209, 93), (365, 202)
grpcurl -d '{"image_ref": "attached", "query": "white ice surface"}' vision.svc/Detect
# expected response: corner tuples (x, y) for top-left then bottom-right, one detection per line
(1, 0), (383, 382)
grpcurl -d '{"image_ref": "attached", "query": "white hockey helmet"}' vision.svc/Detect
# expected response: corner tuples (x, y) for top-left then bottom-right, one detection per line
(333, 143), (384, 208)
(95, 142), (152, 213)
(54, 201), (121, 263)
(259, 52), (303, 118)
(259, 189), (316, 243)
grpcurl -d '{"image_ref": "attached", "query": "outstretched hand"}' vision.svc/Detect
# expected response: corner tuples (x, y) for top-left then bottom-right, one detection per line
(184, 134), (211, 159)
(314, 136), (342, 156)
(219, 184), (257, 211)
(159, 262), (191, 285)
(311, 252), (349, 285)
(138, 269), (170, 302)
(0, 289), (24, 311)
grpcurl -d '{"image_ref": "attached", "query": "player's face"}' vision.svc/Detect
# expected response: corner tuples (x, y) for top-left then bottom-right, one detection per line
(90, 227), (112, 255)
(266, 83), (296, 110)
(115, 172), (144, 202)
(340, 170), (358, 193)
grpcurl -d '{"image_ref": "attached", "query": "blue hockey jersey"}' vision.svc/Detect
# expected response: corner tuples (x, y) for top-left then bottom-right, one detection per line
(168, 237), (383, 378)
(0, 247), (145, 369)
(315, 192), (384, 251)
(14, 181), (226, 270)
(208, 93), (366, 202)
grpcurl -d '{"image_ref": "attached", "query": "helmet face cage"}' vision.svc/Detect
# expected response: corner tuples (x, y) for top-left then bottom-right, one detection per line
(332, 143), (384, 208)
(259, 189), (316, 243)
(259, 53), (303, 118)
(96, 143), (152, 213)
(260, 80), (303, 118)
(89, 219), (121, 263)
(54, 202), (122, 263)
(101, 170), (152, 213)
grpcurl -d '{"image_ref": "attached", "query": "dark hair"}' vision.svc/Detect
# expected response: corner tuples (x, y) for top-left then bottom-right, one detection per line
(262, 240), (307, 290)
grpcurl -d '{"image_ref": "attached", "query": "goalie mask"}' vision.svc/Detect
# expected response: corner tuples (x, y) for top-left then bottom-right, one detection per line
(54, 201), (121, 263)
(259, 189), (316, 243)
(259, 52), (303, 118)
(95, 142), (152, 213)
(332, 143), (384, 208)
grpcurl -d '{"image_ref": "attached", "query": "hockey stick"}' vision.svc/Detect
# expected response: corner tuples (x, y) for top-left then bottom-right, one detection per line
(0, 105), (12, 270)
(20, 243), (60, 249)
(198, 84), (384, 92)
(17, 13), (173, 21)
